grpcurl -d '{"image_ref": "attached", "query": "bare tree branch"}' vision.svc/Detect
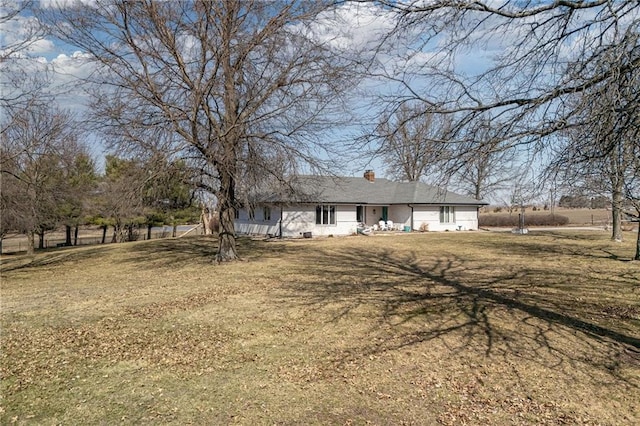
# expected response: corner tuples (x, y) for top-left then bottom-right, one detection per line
(39, 0), (357, 261)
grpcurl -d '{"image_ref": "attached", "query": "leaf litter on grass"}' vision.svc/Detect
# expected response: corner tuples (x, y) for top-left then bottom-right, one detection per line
(1, 232), (639, 424)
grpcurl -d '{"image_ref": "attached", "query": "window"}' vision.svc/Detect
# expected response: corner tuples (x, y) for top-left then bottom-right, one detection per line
(315, 204), (336, 225)
(440, 206), (455, 223)
(263, 206), (271, 221)
(356, 206), (364, 223)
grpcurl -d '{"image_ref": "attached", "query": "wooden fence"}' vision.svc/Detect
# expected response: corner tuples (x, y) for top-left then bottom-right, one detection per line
(1, 225), (202, 254)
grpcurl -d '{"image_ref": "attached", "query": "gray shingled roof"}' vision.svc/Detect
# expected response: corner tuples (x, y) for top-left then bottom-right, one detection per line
(259, 175), (487, 205)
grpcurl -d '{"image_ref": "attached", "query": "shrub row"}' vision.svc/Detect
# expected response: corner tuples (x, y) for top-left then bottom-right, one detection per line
(479, 214), (570, 227)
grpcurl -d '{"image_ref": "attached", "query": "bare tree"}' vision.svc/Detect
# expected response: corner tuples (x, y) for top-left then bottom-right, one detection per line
(494, 165), (541, 216)
(0, 102), (86, 254)
(357, 1), (639, 170)
(0, 1), (43, 61)
(625, 155), (640, 260)
(0, 8), (53, 248)
(376, 103), (453, 182)
(40, 1), (355, 262)
(548, 33), (640, 242)
(1, 0), (49, 116)
(452, 117), (517, 201)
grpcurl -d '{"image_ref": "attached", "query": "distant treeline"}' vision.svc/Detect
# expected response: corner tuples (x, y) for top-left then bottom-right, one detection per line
(558, 195), (609, 209)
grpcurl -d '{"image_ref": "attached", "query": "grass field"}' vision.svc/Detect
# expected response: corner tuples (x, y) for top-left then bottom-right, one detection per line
(1, 231), (639, 425)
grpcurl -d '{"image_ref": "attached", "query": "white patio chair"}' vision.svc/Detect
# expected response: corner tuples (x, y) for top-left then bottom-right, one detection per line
(378, 220), (387, 231)
(386, 220), (394, 231)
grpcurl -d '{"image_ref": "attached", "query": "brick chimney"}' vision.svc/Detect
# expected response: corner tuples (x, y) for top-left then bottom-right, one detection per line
(364, 170), (375, 182)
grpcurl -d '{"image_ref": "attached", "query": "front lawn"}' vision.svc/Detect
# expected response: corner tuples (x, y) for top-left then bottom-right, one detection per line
(1, 231), (638, 424)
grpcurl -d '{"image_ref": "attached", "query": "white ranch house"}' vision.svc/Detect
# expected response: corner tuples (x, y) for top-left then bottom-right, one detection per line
(235, 171), (487, 238)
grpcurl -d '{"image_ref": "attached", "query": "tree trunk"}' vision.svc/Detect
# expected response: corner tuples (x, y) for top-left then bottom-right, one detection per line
(38, 230), (45, 249)
(216, 169), (238, 262)
(217, 207), (237, 262)
(101, 225), (107, 244)
(214, 4), (241, 263)
(201, 207), (213, 235)
(26, 231), (35, 255)
(172, 224), (177, 238)
(65, 225), (72, 246)
(147, 223), (152, 240)
(608, 140), (625, 242)
(635, 222), (640, 261)
(74, 226), (79, 246)
(111, 226), (118, 243)
(611, 187), (624, 242)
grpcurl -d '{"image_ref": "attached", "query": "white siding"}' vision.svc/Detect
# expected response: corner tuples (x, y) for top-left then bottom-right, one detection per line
(236, 203), (479, 237)
(281, 204), (358, 237)
(235, 205), (281, 236)
(454, 205), (480, 230)
(412, 205), (478, 231)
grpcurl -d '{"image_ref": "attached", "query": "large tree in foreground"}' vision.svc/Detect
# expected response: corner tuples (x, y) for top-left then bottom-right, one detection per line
(42, 0), (354, 261)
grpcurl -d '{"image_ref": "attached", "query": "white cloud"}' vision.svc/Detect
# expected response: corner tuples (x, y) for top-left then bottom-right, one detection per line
(26, 37), (55, 54)
(327, 3), (396, 51)
(50, 50), (92, 68)
(0, 1), (97, 104)
(37, 0), (98, 9)
(0, 11), (44, 58)
(294, 2), (396, 53)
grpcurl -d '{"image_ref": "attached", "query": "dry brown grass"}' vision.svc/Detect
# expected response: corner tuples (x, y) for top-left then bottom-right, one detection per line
(1, 231), (639, 425)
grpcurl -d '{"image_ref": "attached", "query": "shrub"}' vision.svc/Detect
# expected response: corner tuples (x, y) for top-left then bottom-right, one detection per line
(479, 215), (518, 227)
(527, 214), (569, 226)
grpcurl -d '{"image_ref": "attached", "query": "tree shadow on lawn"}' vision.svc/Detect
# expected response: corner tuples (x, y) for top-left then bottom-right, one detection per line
(478, 231), (636, 263)
(1, 235), (298, 272)
(121, 235), (299, 269)
(0, 245), (118, 273)
(282, 246), (640, 385)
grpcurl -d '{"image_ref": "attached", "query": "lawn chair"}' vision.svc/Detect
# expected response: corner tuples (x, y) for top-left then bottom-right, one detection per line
(386, 220), (394, 231)
(378, 220), (387, 231)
